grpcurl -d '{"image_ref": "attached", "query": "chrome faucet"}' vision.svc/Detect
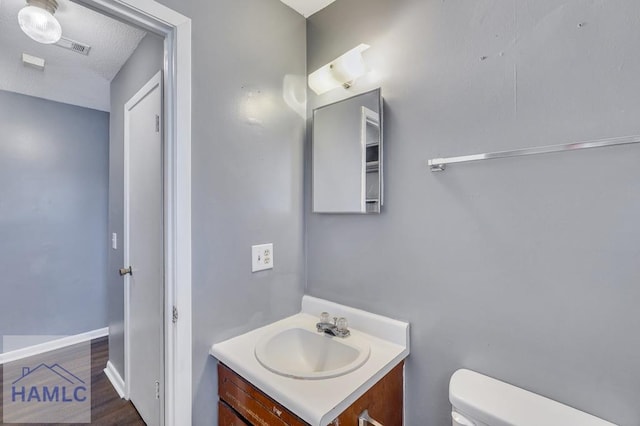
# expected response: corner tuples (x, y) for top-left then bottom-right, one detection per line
(316, 312), (350, 338)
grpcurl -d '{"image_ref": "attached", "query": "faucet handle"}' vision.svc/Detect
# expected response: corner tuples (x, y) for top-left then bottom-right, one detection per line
(337, 317), (348, 332)
(320, 312), (331, 324)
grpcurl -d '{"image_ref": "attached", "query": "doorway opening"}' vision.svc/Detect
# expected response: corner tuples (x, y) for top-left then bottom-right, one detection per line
(0, 0), (192, 423)
(71, 0), (193, 424)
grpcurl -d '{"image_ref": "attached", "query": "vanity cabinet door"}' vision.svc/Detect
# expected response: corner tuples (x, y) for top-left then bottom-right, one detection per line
(218, 363), (308, 426)
(219, 401), (250, 426)
(329, 362), (404, 426)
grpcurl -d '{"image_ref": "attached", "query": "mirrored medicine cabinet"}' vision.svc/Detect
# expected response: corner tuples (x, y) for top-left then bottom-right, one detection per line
(312, 88), (383, 214)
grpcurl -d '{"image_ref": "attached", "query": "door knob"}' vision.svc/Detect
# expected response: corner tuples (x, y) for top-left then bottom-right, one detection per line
(119, 266), (133, 276)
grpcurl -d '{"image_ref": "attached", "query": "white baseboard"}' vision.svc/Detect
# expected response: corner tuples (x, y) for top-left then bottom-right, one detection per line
(104, 360), (127, 399)
(0, 327), (109, 365)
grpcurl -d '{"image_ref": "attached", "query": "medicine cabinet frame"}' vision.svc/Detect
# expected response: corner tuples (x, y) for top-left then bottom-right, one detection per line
(312, 88), (384, 214)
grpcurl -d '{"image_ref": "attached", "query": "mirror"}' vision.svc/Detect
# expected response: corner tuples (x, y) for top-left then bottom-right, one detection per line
(312, 88), (383, 214)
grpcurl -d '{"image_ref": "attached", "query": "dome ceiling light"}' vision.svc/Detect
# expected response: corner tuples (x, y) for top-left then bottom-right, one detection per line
(18, 0), (63, 45)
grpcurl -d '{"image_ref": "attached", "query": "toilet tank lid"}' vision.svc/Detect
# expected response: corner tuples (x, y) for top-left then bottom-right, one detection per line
(449, 369), (617, 426)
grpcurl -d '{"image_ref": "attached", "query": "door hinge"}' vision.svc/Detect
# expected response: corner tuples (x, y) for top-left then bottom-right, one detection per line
(155, 114), (160, 133)
(172, 305), (178, 324)
(155, 381), (160, 399)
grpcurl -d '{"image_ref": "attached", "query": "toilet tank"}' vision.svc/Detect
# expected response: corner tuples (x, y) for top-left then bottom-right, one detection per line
(449, 369), (617, 426)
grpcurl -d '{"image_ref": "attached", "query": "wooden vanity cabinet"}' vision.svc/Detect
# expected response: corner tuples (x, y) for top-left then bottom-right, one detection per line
(217, 362), (404, 426)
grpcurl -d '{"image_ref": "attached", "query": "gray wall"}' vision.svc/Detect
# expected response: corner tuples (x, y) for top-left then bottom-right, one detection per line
(108, 33), (164, 377)
(143, 1), (306, 424)
(0, 90), (109, 352)
(307, 1), (640, 425)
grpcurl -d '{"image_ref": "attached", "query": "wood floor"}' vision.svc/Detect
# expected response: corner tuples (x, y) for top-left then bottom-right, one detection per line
(0, 337), (146, 425)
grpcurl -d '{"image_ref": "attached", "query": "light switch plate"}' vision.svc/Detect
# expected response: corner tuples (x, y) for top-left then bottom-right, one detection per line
(111, 233), (118, 250)
(252, 243), (274, 272)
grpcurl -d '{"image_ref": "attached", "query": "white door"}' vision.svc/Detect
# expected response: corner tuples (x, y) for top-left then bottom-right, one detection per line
(123, 71), (164, 426)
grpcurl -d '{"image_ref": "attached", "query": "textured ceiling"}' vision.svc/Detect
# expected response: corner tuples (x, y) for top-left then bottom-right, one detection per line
(279, 0), (336, 18)
(0, 0), (147, 111)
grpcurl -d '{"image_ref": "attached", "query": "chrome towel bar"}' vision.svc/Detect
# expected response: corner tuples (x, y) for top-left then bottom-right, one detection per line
(428, 135), (640, 172)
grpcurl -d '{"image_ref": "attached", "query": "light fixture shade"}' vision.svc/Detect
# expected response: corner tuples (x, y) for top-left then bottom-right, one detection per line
(308, 64), (344, 95)
(308, 44), (370, 95)
(18, 5), (62, 44)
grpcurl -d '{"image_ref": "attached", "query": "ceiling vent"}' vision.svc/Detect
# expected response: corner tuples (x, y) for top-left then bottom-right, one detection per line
(22, 53), (45, 71)
(55, 37), (91, 56)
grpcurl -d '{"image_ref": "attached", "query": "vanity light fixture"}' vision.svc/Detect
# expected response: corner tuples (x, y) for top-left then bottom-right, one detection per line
(18, 0), (62, 45)
(308, 44), (370, 95)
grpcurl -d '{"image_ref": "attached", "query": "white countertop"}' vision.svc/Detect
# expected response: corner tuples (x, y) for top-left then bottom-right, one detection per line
(210, 296), (410, 426)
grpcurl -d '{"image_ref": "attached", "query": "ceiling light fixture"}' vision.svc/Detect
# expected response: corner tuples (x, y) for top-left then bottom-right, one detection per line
(18, 0), (62, 45)
(308, 44), (370, 95)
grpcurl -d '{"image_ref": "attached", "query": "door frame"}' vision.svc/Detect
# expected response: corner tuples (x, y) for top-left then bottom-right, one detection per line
(73, 1), (192, 424)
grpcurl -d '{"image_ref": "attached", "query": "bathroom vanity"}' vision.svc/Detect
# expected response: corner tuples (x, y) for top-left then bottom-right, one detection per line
(210, 296), (409, 426)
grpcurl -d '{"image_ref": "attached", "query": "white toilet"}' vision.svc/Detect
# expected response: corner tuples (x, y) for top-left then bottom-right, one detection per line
(449, 369), (617, 426)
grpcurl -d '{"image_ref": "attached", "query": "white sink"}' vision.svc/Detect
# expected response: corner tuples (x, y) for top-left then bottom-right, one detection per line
(254, 327), (371, 379)
(211, 296), (410, 425)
